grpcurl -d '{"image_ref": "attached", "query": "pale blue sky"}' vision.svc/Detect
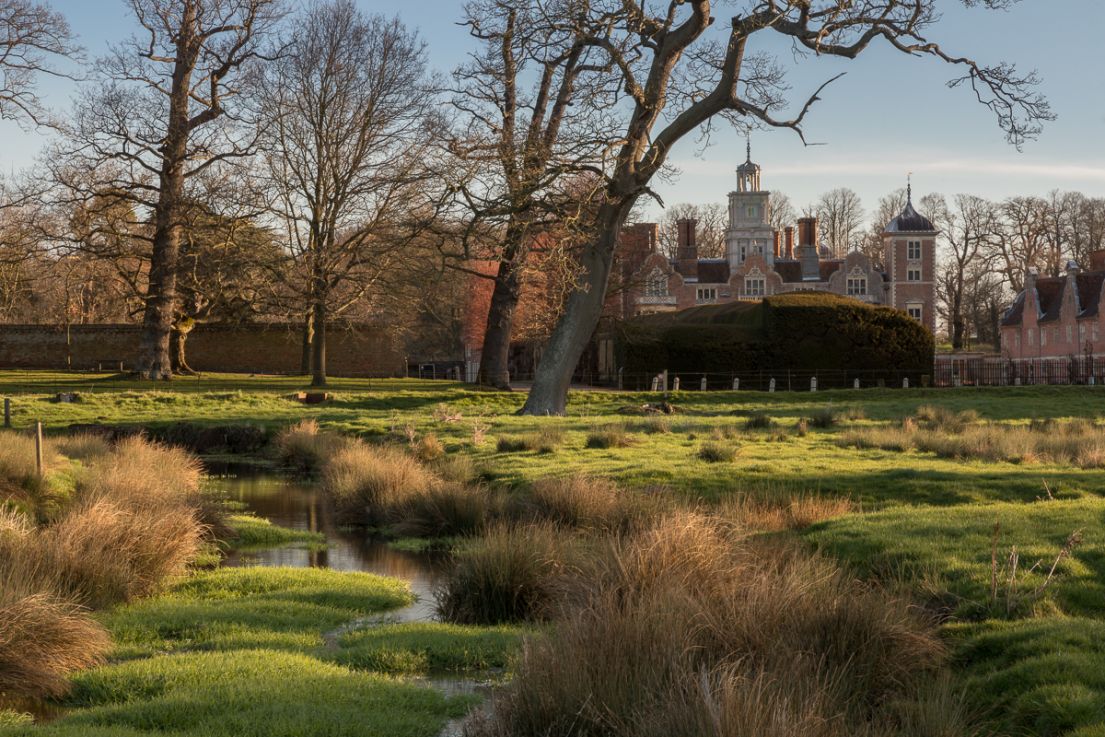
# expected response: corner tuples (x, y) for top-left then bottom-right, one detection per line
(6, 0), (1103, 223)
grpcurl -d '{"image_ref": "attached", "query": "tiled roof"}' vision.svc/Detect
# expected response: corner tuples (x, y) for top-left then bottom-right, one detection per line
(1002, 271), (1105, 326)
(774, 260), (802, 283)
(697, 260), (731, 284)
(820, 260), (844, 280)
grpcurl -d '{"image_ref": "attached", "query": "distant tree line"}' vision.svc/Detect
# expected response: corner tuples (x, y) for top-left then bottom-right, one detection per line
(0, 0), (1057, 407)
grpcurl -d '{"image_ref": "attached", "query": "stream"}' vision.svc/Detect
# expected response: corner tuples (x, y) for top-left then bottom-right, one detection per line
(203, 461), (493, 736)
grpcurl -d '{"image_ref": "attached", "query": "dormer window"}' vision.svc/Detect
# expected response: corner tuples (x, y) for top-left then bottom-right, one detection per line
(645, 267), (668, 297)
(745, 267), (766, 297)
(846, 267), (867, 296)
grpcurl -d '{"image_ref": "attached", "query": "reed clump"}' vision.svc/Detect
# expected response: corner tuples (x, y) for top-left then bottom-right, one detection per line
(527, 475), (637, 532)
(469, 513), (962, 737)
(275, 419), (348, 472)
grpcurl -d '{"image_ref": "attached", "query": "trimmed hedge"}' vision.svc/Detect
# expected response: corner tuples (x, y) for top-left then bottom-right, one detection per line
(618, 292), (934, 389)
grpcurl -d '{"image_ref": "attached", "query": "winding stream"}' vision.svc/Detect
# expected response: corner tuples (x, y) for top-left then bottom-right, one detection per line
(202, 462), (492, 736)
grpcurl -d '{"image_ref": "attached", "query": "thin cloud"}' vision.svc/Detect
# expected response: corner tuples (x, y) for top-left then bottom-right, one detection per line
(679, 157), (1105, 183)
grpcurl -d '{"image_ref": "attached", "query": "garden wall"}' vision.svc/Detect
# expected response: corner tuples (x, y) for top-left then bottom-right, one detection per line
(0, 323), (405, 376)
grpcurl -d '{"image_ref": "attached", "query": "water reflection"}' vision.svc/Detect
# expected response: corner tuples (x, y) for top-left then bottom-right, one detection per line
(204, 462), (447, 622)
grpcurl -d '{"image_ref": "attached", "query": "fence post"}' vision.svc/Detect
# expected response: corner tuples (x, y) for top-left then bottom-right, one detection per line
(853, 378), (860, 390)
(617, 368), (624, 390)
(732, 377), (740, 391)
(672, 377), (680, 391)
(768, 378), (776, 393)
(810, 376), (817, 392)
(661, 370), (669, 393)
(902, 377), (909, 389)
(651, 376), (660, 392)
(3, 398), (9, 428)
(35, 421), (44, 479)
(700, 376), (707, 392)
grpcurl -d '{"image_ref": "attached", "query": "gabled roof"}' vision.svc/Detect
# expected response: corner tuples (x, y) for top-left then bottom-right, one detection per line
(1002, 271), (1105, 326)
(696, 260), (731, 284)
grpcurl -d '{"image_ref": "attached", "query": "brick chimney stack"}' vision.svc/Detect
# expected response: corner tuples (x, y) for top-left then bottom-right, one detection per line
(797, 216), (820, 281)
(773, 230), (782, 259)
(676, 218), (698, 280)
(1091, 249), (1105, 272)
(784, 227), (794, 259)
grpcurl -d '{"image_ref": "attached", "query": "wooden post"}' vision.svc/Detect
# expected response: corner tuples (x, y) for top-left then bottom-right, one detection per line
(35, 421), (44, 478)
(853, 378), (860, 389)
(700, 376), (707, 391)
(768, 378), (776, 393)
(3, 397), (10, 428)
(672, 377), (680, 391)
(810, 376), (817, 392)
(661, 369), (669, 392)
(732, 378), (739, 391)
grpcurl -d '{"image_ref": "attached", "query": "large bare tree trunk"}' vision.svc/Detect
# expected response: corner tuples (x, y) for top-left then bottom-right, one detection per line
(138, 2), (195, 380)
(478, 241), (525, 390)
(300, 311), (314, 375)
(521, 202), (628, 415)
(311, 300), (327, 387)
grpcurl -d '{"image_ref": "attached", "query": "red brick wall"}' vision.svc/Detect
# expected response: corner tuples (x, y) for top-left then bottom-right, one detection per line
(0, 323), (405, 376)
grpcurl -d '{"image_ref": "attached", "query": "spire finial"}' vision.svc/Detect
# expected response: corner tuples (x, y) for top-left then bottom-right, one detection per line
(746, 137), (751, 163)
(907, 172), (913, 205)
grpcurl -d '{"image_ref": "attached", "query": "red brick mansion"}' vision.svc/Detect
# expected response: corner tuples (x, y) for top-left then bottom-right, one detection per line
(1000, 253), (1105, 373)
(615, 149), (937, 334)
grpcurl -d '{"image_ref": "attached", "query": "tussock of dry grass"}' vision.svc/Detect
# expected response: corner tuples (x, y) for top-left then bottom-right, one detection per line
(470, 513), (962, 737)
(527, 475), (637, 531)
(698, 441), (739, 463)
(435, 522), (572, 625)
(76, 436), (202, 507)
(54, 433), (111, 461)
(323, 442), (439, 525)
(497, 428), (564, 454)
(275, 419), (348, 472)
(585, 424), (632, 449)
(843, 419), (1105, 468)
(0, 569), (111, 699)
(717, 493), (854, 532)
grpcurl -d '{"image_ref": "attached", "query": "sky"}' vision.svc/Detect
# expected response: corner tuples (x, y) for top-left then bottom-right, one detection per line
(5, 0), (1104, 226)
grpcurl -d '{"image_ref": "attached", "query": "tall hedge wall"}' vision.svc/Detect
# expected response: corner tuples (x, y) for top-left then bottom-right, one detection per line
(617, 292), (934, 389)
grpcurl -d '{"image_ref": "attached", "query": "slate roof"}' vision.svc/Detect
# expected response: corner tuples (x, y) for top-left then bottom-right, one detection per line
(696, 260), (731, 284)
(1001, 271), (1105, 326)
(885, 201), (936, 233)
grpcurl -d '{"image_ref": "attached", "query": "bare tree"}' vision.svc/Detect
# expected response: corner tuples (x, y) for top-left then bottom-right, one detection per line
(931, 193), (998, 349)
(816, 187), (864, 256)
(992, 195), (1050, 290)
(658, 202), (726, 259)
(1064, 193), (1105, 268)
(768, 190), (795, 233)
(257, 0), (430, 386)
(0, 0), (77, 127)
(522, 0), (1051, 415)
(445, 0), (620, 390)
(51, 0), (281, 378)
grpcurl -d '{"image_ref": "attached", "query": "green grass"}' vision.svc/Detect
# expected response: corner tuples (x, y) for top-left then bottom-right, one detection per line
(331, 622), (526, 675)
(948, 618), (1105, 737)
(0, 568), (483, 737)
(806, 497), (1105, 619)
(222, 514), (326, 550)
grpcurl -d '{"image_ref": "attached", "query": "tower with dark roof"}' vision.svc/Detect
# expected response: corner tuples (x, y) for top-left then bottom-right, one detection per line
(725, 140), (775, 270)
(883, 181), (937, 333)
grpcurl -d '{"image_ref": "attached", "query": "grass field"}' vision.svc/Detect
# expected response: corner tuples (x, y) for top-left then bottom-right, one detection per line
(4, 370), (1105, 735)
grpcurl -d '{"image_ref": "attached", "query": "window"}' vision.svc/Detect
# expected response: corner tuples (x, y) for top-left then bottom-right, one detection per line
(746, 205), (758, 219)
(1067, 325), (1073, 343)
(846, 267), (867, 296)
(1094, 323), (1100, 342)
(1041, 329), (1047, 347)
(1054, 327), (1061, 343)
(697, 287), (717, 302)
(745, 278), (765, 296)
(907, 268), (922, 282)
(1014, 332), (1021, 349)
(1080, 323), (1086, 343)
(644, 268), (668, 297)
(752, 241), (764, 255)
(1028, 328), (1035, 345)
(906, 304), (923, 322)
(907, 241), (922, 260)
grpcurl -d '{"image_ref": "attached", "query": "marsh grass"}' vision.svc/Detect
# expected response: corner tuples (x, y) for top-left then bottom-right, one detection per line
(717, 492), (854, 532)
(526, 475), (638, 531)
(743, 412), (776, 430)
(323, 442), (439, 525)
(584, 424), (632, 449)
(496, 428), (564, 454)
(698, 441), (739, 463)
(471, 513), (960, 737)
(435, 522), (572, 625)
(843, 419), (1105, 468)
(914, 405), (980, 433)
(0, 566), (111, 699)
(275, 419), (348, 472)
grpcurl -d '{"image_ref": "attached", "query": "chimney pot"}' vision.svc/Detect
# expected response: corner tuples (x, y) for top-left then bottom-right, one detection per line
(773, 230), (781, 258)
(784, 227), (794, 259)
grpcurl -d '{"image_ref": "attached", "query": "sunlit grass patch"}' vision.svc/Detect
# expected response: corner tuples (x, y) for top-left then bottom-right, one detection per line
(48, 649), (471, 737)
(222, 514), (325, 550)
(331, 622), (526, 675)
(807, 497), (1105, 618)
